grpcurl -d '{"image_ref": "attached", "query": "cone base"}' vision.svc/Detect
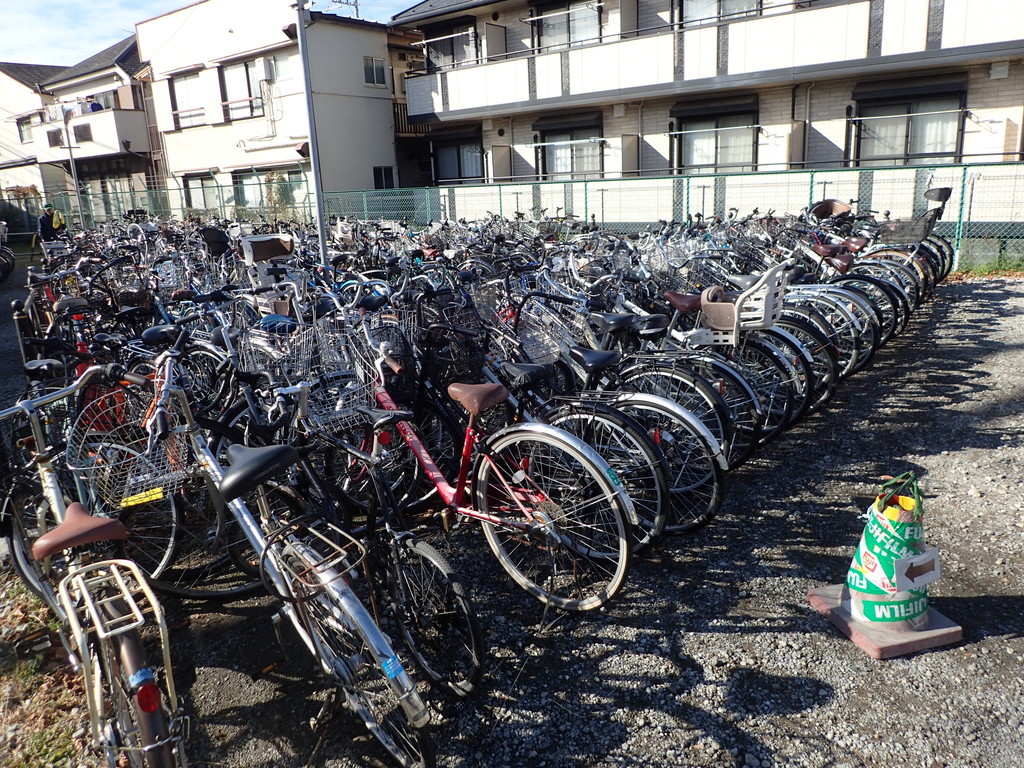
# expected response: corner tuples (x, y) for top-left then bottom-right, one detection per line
(806, 583), (963, 660)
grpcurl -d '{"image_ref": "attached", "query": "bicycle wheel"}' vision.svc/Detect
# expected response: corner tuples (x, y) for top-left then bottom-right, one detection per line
(96, 623), (177, 767)
(830, 274), (903, 345)
(675, 353), (763, 469)
(772, 315), (840, 417)
(472, 422), (632, 612)
(732, 336), (795, 444)
(3, 479), (66, 605)
(750, 327), (817, 429)
(384, 536), (485, 698)
(609, 393), (725, 535)
(546, 400), (670, 552)
(292, 564), (436, 768)
(137, 482), (263, 601)
(615, 361), (732, 466)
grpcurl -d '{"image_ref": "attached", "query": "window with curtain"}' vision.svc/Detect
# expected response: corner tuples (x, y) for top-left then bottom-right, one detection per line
(183, 175), (219, 210)
(676, 113), (756, 173)
(169, 72), (205, 129)
(364, 57), (387, 86)
(682, 0), (759, 25)
(538, 1), (601, 50)
(434, 140), (484, 182)
(855, 97), (962, 167)
(425, 24), (476, 70)
(17, 117), (32, 143)
(232, 168), (303, 207)
(220, 60), (265, 121)
(542, 127), (603, 179)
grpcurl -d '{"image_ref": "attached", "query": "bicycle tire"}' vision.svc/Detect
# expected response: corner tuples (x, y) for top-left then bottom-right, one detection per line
(384, 536), (485, 698)
(546, 400), (670, 552)
(829, 274), (903, 345)
(672, 353), (763, 469)
(290, 545), (436, 768)
(732, 336), (795, 444)
(750, 327), (817, 429)
(771, 315), (840, 417)
(608, 392), (726, 535)
(141, 416), (268, 601)
(472, 422), (632, 612)
(614, 361), (732, 466)
(97, 617), (178, 767)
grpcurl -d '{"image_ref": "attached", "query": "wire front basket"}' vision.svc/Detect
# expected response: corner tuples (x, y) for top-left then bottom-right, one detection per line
(237, 323), (321, 384)
(305, 373), (376, 433)
(66, 391), (189, 509)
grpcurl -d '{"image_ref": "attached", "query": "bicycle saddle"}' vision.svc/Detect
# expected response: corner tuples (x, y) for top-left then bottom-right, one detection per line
(32, 502), (127, 561)
(219, 443), (300, 504)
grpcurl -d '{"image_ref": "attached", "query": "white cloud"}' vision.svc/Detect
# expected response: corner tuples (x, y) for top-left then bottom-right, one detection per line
(3, 0), (187, 65)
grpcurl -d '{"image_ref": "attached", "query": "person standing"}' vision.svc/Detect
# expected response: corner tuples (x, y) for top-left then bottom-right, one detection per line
(38, 203), (66, 242)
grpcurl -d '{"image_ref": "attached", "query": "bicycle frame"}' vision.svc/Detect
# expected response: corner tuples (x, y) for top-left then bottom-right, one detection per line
(148, 349), (430, 729)
(0, 366), (186, 761)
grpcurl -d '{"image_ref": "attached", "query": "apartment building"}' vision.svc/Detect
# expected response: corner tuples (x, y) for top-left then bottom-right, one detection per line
(391, 0), (1024, 194)
(0, 62), (67, 200)
(136, 0), (399, 217)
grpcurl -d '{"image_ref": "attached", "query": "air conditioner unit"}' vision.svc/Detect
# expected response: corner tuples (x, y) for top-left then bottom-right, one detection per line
(255, 57), (274, 81)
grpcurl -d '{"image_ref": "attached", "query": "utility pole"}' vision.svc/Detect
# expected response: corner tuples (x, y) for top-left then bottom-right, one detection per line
(63, 107), (86, 229)
(294, 1), (330, 264)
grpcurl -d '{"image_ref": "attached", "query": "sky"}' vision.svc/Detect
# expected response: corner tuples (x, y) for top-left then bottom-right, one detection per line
(1, 0), (411, 67)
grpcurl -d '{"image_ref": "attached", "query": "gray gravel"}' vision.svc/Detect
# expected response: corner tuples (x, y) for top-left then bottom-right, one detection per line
(2, 258), (1023, 768)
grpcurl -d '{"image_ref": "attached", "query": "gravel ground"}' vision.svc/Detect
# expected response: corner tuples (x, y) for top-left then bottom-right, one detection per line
(2, 256), (1023, 768)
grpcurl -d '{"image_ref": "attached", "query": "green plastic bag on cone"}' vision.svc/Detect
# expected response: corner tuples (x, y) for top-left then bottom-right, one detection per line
(846, 472), (929, 627)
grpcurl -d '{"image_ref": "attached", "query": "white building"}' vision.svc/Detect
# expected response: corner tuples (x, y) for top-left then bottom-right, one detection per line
(0, 62), (67, 228)
(392, 0), (1024, 198)
(34, 37), (156, 222)
(136, 0), (400, 218)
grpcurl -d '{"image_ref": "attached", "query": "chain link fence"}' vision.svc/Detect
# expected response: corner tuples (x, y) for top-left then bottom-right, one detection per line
(3, 162), (1021, 269)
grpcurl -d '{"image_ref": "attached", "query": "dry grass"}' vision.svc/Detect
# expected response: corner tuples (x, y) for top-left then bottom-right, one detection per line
(0, 568), (98, 768)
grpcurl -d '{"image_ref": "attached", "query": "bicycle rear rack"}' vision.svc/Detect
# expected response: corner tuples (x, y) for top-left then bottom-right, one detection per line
(57, 559), (183, 751)
(261, 518), (367, 599)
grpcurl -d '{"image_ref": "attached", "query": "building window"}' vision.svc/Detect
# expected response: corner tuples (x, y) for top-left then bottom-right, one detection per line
(537, 1), (601, 50)
(540, 127), (604, 180)
(220, 60), (265, 121)
(231, 169), (303, 208)
(169, 72), (206, 129)
(373, 166), (396, 189)
(183, 175), (219, 210)
(364, 57), (387, 86)
(854, 97), (963, 167)
(47, 129), (64, 148)
(73, 124), (93, 143)
(682, 0), (759, 25)
(675, 113), (757, 173)
(17, 117), (32, 143)
(424, 25), (476, 70)
(434, 141), (484, 182)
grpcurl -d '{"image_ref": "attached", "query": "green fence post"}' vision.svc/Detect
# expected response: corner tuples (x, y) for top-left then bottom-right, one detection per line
(808, 169), (816, 209)
(361, 191), (368, 220)
(953, 164), (969, 269)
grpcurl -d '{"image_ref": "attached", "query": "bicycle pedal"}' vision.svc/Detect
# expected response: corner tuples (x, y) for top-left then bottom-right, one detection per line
(13, 628), (58, 659)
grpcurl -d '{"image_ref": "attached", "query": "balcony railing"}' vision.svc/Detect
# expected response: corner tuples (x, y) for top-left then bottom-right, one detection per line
(394, 102), (428, 136)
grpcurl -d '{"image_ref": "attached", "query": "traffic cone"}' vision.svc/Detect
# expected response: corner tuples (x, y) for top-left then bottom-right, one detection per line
(807, 472), (962, 659)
